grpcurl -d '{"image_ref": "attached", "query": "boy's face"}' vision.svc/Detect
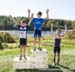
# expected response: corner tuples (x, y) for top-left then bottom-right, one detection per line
(22, 23), (27, 26)
(37, 14), (42, 18)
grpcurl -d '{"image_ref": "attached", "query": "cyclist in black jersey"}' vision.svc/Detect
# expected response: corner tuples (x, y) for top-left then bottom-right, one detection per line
(18, 19), (32, 60)
(53, 29), (64, 65)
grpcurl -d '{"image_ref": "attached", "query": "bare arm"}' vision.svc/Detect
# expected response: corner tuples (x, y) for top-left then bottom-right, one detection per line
(28, 9), (31, 20)
(28, 13), (33, 26)
(46, 9), (49, 19)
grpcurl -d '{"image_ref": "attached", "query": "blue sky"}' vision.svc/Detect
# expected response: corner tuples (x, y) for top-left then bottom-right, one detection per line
(0, 0), (75, 20)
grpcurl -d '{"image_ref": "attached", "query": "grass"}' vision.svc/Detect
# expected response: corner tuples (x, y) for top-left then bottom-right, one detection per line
(0, 36), (75, 72)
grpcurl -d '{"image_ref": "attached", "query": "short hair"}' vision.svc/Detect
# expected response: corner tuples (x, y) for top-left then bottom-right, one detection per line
(37, 11), (42, 15)
(22, 20), (26, 23)
(56, 29), (61, 35)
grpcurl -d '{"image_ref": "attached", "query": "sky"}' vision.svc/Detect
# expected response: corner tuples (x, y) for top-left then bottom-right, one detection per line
(0, 0), (75, 20)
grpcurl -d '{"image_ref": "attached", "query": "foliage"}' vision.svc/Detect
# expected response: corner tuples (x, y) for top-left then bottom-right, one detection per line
(0, 37), (75, 72)
(65, 30), (75, 39)
(0, 15), (73, 31)
(72, 20), (75, 30)
(0, 39), (3, 50)
(0, 32), (15, 43)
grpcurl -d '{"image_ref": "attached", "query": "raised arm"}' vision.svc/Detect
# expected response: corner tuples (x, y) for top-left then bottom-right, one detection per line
(28, 13), (34, 26)
(46, 9), (49, 19)
(28, 9), (31, 20)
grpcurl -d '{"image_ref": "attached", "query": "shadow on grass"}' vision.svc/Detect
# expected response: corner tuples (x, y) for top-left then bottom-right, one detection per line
(48, 64), (60, 69)
(70, 70), (75, 72)
(58, 64), (70, 70)
(15, 64), (63, 72)
(58, 64), (75, 72)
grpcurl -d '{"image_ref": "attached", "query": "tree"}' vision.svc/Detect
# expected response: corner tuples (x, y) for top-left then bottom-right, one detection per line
(0, 15), (74, 30)
(47, 19), (54, 33)
(72, 20), (75, 30)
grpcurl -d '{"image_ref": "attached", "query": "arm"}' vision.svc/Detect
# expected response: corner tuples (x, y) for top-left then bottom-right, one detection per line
(28, 13), (33, 26)
(46, 9), (49, 19)
(61, 31), (65, 37)
(17, 24), (21, 29)
(28, 9), (31, 20)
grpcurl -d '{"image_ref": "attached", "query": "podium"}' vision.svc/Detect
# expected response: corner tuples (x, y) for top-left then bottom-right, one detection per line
(14, 49), (48, 69)
(14, 57), (31, 69)
(30, 49), (48, 69)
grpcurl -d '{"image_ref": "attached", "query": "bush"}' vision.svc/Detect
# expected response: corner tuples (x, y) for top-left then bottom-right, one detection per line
(0, 32), (4, 42)
(0, 39), (3, 50)
(3, 43), (9, 49)
(4, 32), (15, 43)
(0, 32), (15, 43)
(65, 30), (75, 39)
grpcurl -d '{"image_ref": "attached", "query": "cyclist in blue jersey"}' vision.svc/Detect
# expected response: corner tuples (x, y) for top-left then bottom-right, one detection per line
(28, 9), (49, 51)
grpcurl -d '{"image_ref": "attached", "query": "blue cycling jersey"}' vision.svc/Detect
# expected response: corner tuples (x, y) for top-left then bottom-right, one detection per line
(32, 18), (45, 30)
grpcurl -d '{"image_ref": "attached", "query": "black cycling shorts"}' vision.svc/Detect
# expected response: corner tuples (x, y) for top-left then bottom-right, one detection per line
(20, 38), (27, 46)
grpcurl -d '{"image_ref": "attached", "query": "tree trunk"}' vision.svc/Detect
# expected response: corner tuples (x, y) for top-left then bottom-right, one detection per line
(65, 24), (68, 33)
(51, 23), (53, 34)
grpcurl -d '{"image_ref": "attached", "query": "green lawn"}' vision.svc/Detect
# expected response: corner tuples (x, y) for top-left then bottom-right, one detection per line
(0, 36), (75, 72)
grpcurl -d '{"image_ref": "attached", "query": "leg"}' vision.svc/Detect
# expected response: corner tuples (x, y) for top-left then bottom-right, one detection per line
(23, 46), (27, 60)
(57, 53), (60, 65)
(34, 37), (37, 51)
(19, 38), (23, 60)
(53, 47), (57, 65)
(57, 47), (60, 64)
(23, 46), (26, 55)
(33, 30), (37, 51)
(38, 37), (42, 50)
(19, 46), (23, 60)
(38, 30), (42, 50)
(38, 37), (41, 48)
(20, 46), (22, 56)
(54, 53), (56, 65)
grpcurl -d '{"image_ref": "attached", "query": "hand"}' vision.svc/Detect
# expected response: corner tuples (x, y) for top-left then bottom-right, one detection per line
(46, 9), (49, 14)
(28, 9), (31, 13)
